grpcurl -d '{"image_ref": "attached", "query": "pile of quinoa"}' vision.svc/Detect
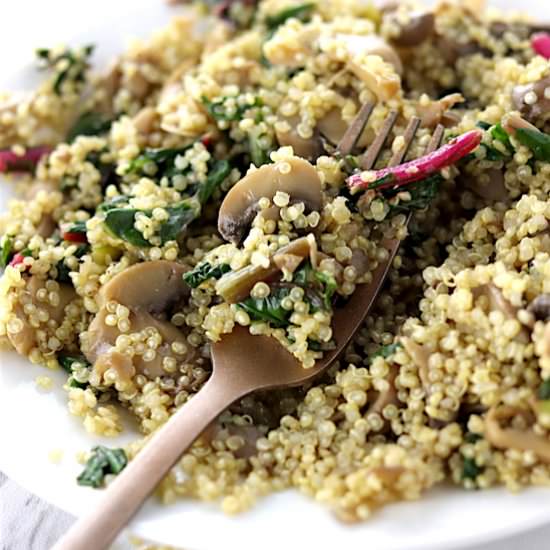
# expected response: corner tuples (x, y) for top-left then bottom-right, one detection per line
(1, 0), (550, 522)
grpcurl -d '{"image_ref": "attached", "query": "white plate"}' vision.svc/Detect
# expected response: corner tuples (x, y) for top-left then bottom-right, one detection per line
(1, 1), (550, 549)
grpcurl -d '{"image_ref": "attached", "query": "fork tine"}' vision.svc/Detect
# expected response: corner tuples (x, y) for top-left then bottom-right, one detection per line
(360, 110), (398, 170)
(388, 116), (421, 167)
(425, 124), (445, 154)
(336, 101), (376, 156)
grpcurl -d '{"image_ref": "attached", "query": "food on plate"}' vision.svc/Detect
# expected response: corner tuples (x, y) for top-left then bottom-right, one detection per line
(1, 0), (550, 522)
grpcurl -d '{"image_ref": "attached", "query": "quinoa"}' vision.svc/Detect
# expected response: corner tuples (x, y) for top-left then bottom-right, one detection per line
(2, 0), (550, 523)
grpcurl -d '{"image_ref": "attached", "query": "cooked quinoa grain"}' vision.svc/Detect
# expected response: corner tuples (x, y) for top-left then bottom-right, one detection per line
(2, 0), (550, 523)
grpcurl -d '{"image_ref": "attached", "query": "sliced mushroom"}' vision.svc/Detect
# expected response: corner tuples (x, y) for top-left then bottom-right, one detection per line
(502, 113), (539, 135)
(97, 260), (189, 313)
(464, 168), (508, 202)
(512, 74), (550, 122)
(84, 261), (196, 382)
(25, 181), (58, 238)
(528, 294), (550, 322)
(87, 307), (193, 381)
(133, 106), (158, 135)
(218, 157), (323, 245)
(8, 277), (77, 355)
(366, 364), (400, 419)
(275, 115), (324, 160)
(338, 35), (402, 101)
(435, 35), (489, 65)
(401, 336), (429, 388)
(216, 235), (317, 303)
(416, 93), (465, 129)
(276, 107), (370, 160)
(486, 405), (550, 463)
(473, 284), (529, 342)
(386, 11), (435, 48)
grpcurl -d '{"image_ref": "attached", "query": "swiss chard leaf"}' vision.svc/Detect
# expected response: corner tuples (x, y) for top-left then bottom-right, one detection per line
(158, 202), (199, 244)
(383, 174), (442, 213)
(265, 3), (315, 30)
(202, 95), (262, 122)
(196, 159), (231, 205)
(515, 128), (550, 162)
(183, 262), (231, 288)
(370, 342), (402, 362)
(314, 270), (337, 309)
(292, 261), (337, 310)
(491, 123), (513, 152)
(56, 244), (90, 284)
(126, 146), (191, 176)
(461, 457), (482, 481)
(37, 44), (94, 95)
(67, 111), (113, 142)
(538, 379), (550, 400)
(104, 208), (151, 247)
(238, 287), (292, 328)
(58, 353), (91, 389)
(249, 134), (271, 167)
(77, 446), (128, 488)
(0, 236), (13, 268)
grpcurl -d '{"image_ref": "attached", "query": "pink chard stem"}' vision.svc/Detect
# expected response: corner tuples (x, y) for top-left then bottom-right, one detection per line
(347, 129), (482, 191)
(0, 145), (53, 173)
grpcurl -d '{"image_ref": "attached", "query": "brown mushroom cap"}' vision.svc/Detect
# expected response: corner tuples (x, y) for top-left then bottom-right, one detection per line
(216, 235), (317, 303)
(527, 294), (550, 322)
(485, 405), (550, 463)
(512, 74), (550, 122)
(275, 115), (324, 160)
(98, 260), (189, 313)
(8, 277), (77, 355)
(218, 157), (323, 245)
(84, 260), (196, 381)
(387, 11), (435, 48)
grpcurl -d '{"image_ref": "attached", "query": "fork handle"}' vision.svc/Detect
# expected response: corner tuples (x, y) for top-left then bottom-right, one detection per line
(53, 373), (245, 550)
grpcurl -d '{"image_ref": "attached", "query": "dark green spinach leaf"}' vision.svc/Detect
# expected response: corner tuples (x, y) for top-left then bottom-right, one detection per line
(238, 287), (292, 328)
(538, 379), (550, 400)
(265, 3), (315, 30)
(0, 236), (13, 268)
(67, 111), (113, 142)
(36, 45), (94, 95)
(515, 128), (550, 162)
(183, 262), (231, 288)
(77, 446), (128, 488)
(58, 353), (91, 389)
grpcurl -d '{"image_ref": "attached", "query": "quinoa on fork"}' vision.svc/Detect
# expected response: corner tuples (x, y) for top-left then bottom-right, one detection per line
(2, 0), (550, 522)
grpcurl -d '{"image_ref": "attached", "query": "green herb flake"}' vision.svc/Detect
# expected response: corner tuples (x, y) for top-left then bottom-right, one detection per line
(0, 236), (13, 268)
(314, 270), (337, 309)
(67, 111), (113, 143)
(238, 287), (293, 328)
(202, 95), (262, 122)
(461, 457), (482, 481)
(515, 128), (550, 162)
(104, 208), (151, 248)
(125, 146), (191, 177)
(77, 446), (128, 488)
(183, 262), (231, 288)
(464, 432), (483, 444)
(370, 342), (402, 362)
(538, 379), (550, 400)
(265, 3), (315, 30)
(292, 261), (337, 311)
(383, 174), (442, 214)
(36, 44), (94, 96)
(490, 123), (513, 151)
(58, 353), (91, 389)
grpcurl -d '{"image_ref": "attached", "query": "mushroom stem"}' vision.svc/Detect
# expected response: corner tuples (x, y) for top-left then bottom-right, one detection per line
(485, 405), (550, 463)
